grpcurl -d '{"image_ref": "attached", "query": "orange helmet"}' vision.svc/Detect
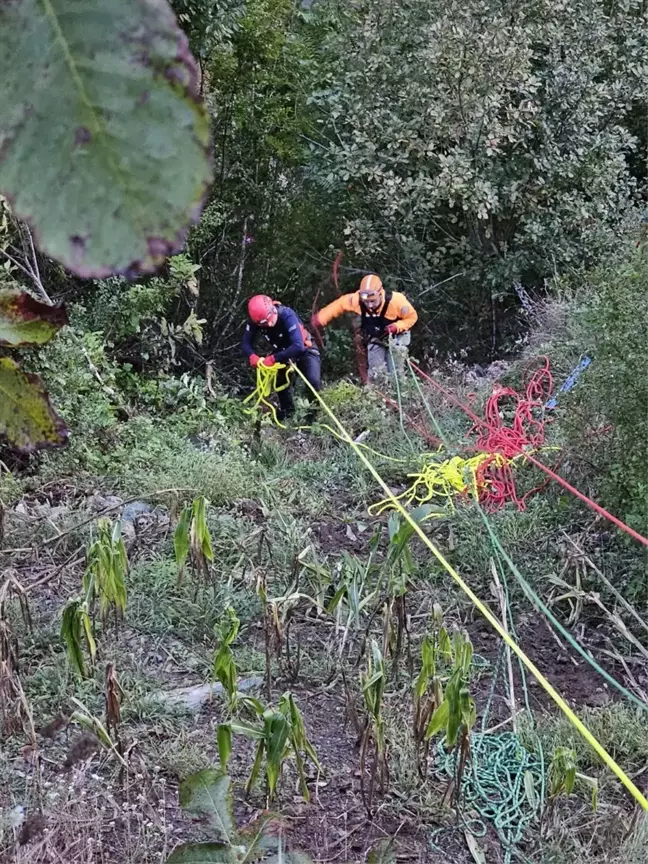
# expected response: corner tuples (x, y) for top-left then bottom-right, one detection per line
(248, 294), (278, 326)
(359, 274), (383, 304)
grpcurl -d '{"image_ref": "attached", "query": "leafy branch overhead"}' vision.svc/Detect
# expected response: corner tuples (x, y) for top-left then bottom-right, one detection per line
(0, 0), (213, 278)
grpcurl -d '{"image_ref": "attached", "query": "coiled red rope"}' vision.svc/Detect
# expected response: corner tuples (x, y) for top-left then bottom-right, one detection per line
(410, 361), (648, 546)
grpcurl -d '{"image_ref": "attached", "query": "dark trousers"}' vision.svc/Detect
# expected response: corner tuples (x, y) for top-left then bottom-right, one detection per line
(277, 349), (321, 417)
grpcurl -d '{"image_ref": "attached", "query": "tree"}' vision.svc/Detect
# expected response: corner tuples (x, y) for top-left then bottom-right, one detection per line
(184, 0), (343, 355)
(310, 0), (646, 355)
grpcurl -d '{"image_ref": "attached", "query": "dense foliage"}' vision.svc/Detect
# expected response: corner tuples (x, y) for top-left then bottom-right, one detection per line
(1, 5), (647, 864)
(166, 0), (648, 359)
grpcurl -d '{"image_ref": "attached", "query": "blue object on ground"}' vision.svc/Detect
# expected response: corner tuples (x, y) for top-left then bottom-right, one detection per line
(546, 356), (591, 409)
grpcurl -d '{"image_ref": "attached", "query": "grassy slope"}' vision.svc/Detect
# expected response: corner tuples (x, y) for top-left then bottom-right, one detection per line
(1, 372), (647, 864)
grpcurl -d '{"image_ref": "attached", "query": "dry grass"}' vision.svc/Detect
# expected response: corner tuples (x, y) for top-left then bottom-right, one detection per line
(7, 756), (180, 864)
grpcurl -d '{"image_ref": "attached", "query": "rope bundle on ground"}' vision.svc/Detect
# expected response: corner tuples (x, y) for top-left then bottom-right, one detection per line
(410, 358), (648, 545)
(368, 357), (557, 515)
(368, 452), (512, 517)
(434, 730), (543, 861)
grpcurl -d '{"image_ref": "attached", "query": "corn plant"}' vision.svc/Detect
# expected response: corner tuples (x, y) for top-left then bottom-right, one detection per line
(425, 630), (476, 803)
(265, 591), (305, 684)
(61, 518), (126, 678)
(0, 578), (35, 743)
(174, 495), (214, 582)
(218, 691), (319, 805)
(549, 747), (576, 800)
(548, 746), (598, 813)
(384, 506), (433, 678)
(299, 549), (332, 616)
(327, 552), (381, 660)
(255, 568), (273, 700)
(104, 662), (123, 746)
(213, 607), (240, 712)
(83, 518), (127, 623)
(60, 598), (97, 678)
(255, 570), (316, 697)
(413, 604), (452, 778)
(0, 573), (31, 671)
(70, 696), (127, 769)
(359, 639), (388, 816)
(0, 658), (36, 743)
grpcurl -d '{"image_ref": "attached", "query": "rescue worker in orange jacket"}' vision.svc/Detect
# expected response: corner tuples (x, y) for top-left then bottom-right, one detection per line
(311, 274), (417, 379)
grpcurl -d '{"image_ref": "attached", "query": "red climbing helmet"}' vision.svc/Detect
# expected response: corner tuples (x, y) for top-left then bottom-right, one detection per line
(248, 294), (278, 327)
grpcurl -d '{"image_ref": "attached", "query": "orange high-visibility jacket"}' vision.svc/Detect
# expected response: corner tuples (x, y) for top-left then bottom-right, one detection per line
(317, 290), (418, 334)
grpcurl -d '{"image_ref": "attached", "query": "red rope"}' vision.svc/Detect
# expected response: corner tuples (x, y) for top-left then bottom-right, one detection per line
(410, 360), (648, 546)
(411, 359), (554, 510)
(475, 358), (552, 459)
(524, 452), (648, 547)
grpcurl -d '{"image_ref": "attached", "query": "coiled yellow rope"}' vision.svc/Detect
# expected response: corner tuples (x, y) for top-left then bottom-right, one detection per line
(242, 362), (292, 428)
(368, 452), (510, 517)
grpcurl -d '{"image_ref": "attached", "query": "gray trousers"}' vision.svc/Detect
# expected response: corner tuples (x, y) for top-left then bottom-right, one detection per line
(367, 331), (411, 380)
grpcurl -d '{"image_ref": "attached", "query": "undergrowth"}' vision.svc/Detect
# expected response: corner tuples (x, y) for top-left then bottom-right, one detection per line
(2, 250), (647, 864)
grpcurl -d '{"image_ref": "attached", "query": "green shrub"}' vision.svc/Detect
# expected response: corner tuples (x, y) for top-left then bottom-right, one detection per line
(28, 326), (119, 446)
(568, 244), (648, 532)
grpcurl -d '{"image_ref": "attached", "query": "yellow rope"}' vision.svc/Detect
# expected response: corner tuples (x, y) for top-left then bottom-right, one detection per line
(368, 451), (508, 517)
(369, 446), (562, 518)
(243, 362), (292, 428)
(291, 363), (648, 811)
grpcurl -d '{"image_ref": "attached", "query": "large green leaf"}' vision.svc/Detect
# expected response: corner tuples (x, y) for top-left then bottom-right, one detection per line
(178, 770), (233, 844)
(0, 0), (212, 278)
(425, 699), (449, 740)
(174, 505), (191, 579)
(0, 357), (68, 450)
(166, 844), (239, 864)
(0, 289), (68, 346)
(217, 724), (232, 769)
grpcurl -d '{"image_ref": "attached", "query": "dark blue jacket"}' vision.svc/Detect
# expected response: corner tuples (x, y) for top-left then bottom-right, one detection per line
(242, 304), (312, 364)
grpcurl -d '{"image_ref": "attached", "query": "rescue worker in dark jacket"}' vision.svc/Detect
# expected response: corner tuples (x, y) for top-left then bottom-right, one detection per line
(242, 294), (321, 420)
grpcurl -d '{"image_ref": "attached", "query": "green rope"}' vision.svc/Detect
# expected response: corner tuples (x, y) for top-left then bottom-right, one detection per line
(407, 359), (451, 448)
(385, 337), (416, 455)
(474, 497), (648, 714)
(435, 640), (544, 864)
